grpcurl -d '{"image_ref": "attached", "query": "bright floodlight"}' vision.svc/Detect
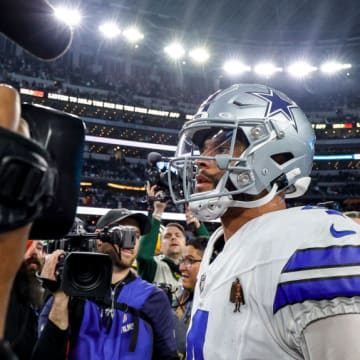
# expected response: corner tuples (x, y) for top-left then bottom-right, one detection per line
(123, 27), (144, 43)
(287, 61), (317, 78)
(98, 22), (121, 39)
(223, 60), (251, 75)
(254, 63), (283, 77)
(54, 6), (82, 26)
(320, 62), (352, 74)
(189, 47), (210, 64)
(164, 42), (185, 60)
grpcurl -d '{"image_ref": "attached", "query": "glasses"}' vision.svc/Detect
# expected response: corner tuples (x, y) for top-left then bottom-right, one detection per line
(179, 257), (202, 269)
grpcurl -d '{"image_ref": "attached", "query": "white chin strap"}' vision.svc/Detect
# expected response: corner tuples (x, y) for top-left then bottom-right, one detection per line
(190, 183), (279, 221)
(227, 183), (279, 209)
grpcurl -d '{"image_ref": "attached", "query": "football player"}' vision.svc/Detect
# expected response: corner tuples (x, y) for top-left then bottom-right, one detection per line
(168, 83), (360, 359)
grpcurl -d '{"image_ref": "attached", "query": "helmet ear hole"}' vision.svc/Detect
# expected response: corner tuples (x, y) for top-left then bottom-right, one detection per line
(271, 152), (293, 165)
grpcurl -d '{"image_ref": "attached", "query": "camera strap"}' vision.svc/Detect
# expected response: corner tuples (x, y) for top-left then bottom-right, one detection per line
(95, 298), (151, 352)
(0, 127), (56, 232)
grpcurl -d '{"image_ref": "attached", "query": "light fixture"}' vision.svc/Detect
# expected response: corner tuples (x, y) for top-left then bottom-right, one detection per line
(287, 61), (317, 78)
(123, 27), (144, 43)
(223, 60), (251, 75)
(254, 62), (283, 77)
(189, 47), (210, 64)
(164, 42), (185, 60)
(54, 6), (82, 26)
(98, 22), (121, 39)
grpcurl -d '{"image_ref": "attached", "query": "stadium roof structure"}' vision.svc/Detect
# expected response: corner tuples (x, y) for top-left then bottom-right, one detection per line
(99, 0), (360, 45)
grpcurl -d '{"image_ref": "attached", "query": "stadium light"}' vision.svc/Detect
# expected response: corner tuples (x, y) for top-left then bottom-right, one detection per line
(164, 42), (185, 60)
(189, 47), (210, 64)
(320, 61), (352, 74)
(223, 60), (251, 75)
(254, 62), (283, 77)
(287, 61), (317, 78)
(123, 27), (144, 43)
(98, 22), (121, 39)
(54, 6), (82, 26)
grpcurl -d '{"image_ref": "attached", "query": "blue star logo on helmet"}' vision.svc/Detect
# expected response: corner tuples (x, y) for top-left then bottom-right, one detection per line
(249, 89), (299, 131)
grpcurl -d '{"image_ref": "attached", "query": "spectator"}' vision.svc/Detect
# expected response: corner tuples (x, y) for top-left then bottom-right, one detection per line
(176, 236), (208, 328)
(137, 183), (208, 297)
(33, 209), (179, 360)
(344, 211), (360, 225)
(4, 241), (46, 360)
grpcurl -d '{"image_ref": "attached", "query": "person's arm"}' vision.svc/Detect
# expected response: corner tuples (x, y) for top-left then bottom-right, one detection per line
(142, 288), (179, 360)
(137, 183), (168, 282)
(185, 203), (209, 237)
(194, 222), (209, 237)
(31, 250), (70, 360)
(0, 85), (32, 337)
(31, 318), (68, 360)
(301, 314), (360, 360)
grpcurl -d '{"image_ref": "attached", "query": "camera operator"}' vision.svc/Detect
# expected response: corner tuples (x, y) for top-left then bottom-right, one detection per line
(32, 209), (179, 360)
(137, 182), (209, 302)
(4, 241), (46, 360)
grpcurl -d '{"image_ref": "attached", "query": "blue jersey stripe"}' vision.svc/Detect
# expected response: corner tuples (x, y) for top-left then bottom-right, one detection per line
(187, 310), (209, 360)
(283, 246), (360, 272)
(273, 275), (360, 313)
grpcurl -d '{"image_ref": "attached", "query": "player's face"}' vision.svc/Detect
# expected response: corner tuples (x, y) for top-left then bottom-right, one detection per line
(194, 132), (247, 193)
(180, 245), (202, 291)
(161, 225), (186, 258)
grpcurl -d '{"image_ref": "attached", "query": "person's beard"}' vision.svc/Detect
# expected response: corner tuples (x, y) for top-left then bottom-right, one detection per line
(97, 243), (129, 271)
(24, 256), (42, 274)
(14, 261), (44, 310)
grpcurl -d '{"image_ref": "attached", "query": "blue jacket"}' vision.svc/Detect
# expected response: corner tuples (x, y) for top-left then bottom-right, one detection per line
(35, 273), (178, 360)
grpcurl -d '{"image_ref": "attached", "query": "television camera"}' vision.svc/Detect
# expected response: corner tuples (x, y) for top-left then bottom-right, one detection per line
(47, 225), (137, 298)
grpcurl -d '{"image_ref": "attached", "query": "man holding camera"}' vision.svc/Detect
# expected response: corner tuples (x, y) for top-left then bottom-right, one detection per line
(32, 209), (179, 360)
(137, 182), (209, 299)
(5, 241), (46, 360)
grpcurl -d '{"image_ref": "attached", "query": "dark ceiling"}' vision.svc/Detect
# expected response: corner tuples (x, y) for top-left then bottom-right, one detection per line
(102, 0), (360, 44)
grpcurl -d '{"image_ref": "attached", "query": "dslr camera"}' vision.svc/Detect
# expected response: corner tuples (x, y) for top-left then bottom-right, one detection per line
(145, 151), (182, 202)
(47, 225), (136, 298)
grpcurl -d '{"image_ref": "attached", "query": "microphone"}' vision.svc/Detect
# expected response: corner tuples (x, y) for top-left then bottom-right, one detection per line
(147, 152), (163, 166)
(0, 0), (73, 60)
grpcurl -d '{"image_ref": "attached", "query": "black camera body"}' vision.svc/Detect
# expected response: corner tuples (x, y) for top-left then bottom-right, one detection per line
(145, 165), (171, 202)
(145, 151), (183, 203)
(49, 226), (137, 298)
(156, 282), (174, 305)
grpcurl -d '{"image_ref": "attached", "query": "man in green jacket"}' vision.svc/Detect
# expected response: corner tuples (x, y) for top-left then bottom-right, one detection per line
(137, 183), (209, 300)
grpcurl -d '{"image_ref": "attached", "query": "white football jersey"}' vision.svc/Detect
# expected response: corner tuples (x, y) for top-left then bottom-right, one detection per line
(187, 206), (360, 359)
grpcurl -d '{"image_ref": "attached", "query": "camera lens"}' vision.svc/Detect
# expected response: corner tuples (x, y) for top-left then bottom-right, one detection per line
(61, 252), (112, 297)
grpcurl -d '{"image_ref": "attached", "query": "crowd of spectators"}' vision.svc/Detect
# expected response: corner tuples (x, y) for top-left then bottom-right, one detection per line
(1, 41), (360, 215)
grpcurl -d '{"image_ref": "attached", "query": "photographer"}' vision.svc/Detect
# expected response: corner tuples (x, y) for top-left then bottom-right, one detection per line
(137, 182), (208, 300)
(32, 209), (179, 360)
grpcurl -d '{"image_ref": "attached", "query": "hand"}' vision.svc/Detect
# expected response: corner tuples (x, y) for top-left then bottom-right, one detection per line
(185, 203), (201, 229)
(146, 181), (169, 214)
(41, 249), (65, 281)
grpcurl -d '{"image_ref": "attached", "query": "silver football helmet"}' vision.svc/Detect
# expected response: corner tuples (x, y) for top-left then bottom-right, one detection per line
(168, 84), (316, 221)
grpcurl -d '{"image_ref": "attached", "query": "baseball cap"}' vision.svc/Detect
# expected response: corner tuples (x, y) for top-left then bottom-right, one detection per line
(96, 209), (151, 235)
(0, 0), (73, 60)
